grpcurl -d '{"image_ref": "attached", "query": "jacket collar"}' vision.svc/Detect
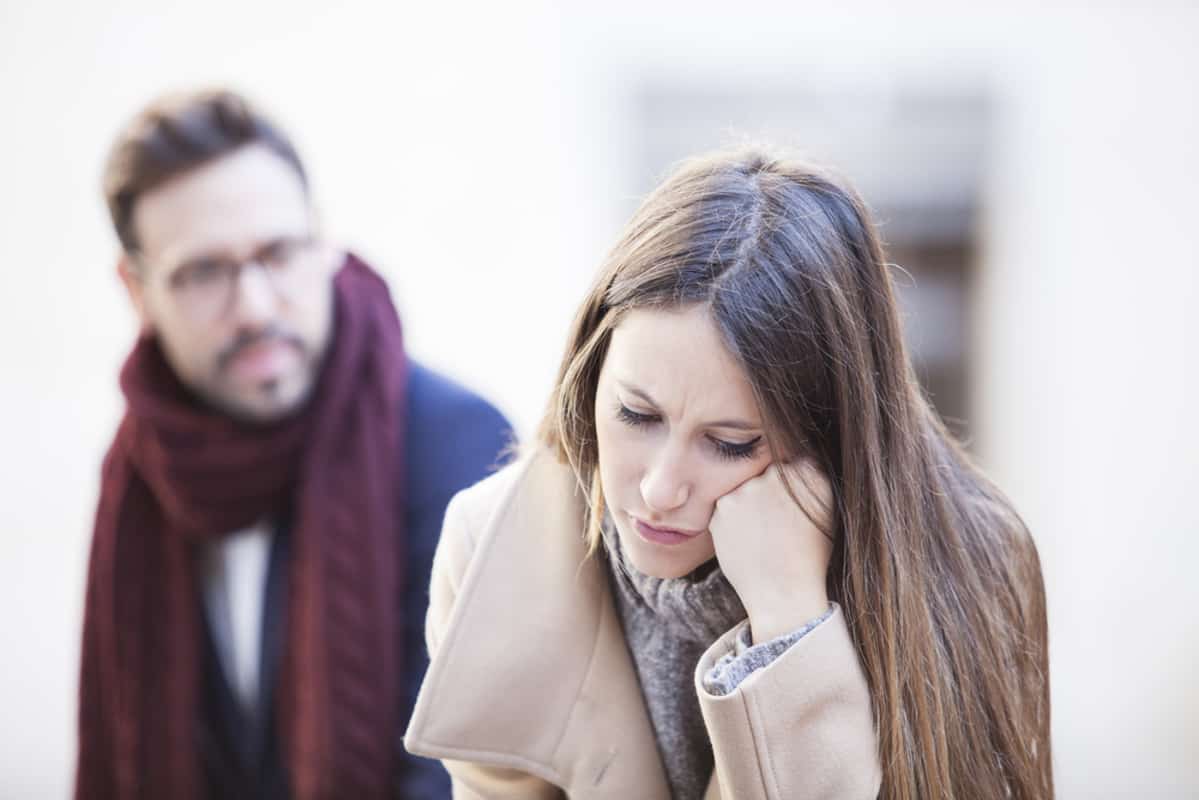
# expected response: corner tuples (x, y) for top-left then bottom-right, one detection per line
(405, 452), (673, 798)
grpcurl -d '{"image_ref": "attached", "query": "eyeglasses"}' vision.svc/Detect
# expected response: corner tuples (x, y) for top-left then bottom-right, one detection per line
(139, 236), (321, 322)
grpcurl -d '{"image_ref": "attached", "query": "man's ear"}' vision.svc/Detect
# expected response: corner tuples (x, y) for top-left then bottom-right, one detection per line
(321, 243), (346, 277)
(307, 205), (343, 278)
(117, 254), (153, 333)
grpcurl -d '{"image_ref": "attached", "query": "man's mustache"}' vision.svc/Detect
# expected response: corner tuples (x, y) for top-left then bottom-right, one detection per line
(217, 326), (305, 372)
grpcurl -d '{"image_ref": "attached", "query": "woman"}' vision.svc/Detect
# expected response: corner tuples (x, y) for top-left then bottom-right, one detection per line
(404, 150), (1052, 799)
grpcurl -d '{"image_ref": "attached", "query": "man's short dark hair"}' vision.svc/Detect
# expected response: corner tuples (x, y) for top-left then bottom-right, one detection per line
(102, 88), (308, 253)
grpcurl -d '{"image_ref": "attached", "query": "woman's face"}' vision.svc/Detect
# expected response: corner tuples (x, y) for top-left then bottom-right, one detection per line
(595, 304), (774, 579)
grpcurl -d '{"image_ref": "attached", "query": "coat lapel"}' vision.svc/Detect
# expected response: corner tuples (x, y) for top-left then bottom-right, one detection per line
(406, 453), (671, 798)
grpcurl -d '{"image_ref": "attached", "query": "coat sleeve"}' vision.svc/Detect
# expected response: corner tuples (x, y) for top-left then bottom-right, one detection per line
(395, 370), (514, 799)
(410, 485), (565, 800)
(695, 604), (881, 800)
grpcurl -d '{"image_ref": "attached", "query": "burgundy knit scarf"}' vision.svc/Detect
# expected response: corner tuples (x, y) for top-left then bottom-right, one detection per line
(76, 254), (405, 799)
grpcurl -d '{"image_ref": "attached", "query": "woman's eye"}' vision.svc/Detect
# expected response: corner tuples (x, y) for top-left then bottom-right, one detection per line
(617, 404), (659, 428)
(709, 435), (761, 461)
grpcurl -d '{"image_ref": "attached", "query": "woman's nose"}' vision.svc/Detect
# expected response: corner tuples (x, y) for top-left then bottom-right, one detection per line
(640, 443), (690, 512)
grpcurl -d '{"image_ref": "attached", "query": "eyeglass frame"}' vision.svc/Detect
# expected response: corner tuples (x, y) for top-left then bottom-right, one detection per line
(128, 234), (322, 322)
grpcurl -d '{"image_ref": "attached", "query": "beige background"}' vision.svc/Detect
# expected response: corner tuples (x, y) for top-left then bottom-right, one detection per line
(0, 2), (1195, 797)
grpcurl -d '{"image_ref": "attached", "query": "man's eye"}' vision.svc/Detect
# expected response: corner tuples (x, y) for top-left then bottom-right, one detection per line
(617, 405), (659, 428)
(175, 261), (228, 287)
(258, 241), (294, 268)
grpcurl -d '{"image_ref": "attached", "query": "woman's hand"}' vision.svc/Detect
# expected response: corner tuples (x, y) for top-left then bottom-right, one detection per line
(709, 460), (835, 645)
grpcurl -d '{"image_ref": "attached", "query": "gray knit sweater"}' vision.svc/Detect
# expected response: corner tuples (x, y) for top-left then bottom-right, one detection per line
(601, 520), (832, 800)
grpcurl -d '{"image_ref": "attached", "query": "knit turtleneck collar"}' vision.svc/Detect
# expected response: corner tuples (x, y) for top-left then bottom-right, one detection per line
(601, 515), (746, 646)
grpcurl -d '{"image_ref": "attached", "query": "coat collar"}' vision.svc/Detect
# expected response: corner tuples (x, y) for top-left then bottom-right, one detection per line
(405, 451), (674, 798)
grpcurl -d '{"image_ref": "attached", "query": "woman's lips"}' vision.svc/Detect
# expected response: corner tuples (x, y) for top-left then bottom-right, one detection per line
(632, 517), (701, 547)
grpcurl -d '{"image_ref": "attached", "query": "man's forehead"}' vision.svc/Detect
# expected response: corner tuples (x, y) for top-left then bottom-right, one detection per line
(132, 144), (310, 267)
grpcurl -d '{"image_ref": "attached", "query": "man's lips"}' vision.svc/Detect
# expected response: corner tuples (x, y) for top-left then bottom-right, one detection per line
(224, 338), (299, 381)
(218, 326), (304, 369)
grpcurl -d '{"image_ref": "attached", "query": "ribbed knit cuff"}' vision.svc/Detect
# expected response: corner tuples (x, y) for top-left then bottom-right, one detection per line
(701, 604), (835, 696)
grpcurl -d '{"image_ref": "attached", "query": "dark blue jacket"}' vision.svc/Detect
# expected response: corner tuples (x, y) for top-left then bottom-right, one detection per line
(198, 361), (513, 799)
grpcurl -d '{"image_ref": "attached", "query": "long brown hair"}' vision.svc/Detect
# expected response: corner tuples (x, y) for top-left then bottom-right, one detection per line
(540, 149), (1052, 799)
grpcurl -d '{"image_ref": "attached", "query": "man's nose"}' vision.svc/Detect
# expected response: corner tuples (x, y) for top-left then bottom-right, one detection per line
(227, 263), (277, 324)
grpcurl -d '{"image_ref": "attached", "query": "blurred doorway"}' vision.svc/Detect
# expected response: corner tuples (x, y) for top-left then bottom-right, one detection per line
(632, 82), (987, 445)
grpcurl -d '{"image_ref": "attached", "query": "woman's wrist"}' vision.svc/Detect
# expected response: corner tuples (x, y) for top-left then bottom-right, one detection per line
(747, 593), (830, 645)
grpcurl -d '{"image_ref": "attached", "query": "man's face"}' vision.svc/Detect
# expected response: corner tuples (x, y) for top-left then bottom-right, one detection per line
(123, 144), (340, 423)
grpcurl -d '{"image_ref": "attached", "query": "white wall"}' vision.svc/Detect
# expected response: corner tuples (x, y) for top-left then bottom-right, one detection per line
(1, 2), (1195, 797)
(978, 11), (1199, 795)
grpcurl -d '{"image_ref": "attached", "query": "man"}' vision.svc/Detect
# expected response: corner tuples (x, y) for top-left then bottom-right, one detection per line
(75, 89), (510, 799)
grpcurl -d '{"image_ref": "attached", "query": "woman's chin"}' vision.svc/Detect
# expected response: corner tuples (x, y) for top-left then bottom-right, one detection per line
(620, 528), (715, 580)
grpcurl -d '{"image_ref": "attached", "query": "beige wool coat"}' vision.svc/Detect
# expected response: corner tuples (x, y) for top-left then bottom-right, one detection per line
(403, 450), (881, 799)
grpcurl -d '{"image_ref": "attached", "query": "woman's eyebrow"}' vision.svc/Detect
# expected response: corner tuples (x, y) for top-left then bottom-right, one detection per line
(617, 381), (761, 432)
(705, 418), (761, 432)
(618, 382), (659, 408)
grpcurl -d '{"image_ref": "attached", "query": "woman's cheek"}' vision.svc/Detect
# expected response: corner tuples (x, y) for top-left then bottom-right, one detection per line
(612, 429), (651, 487)
(704, 456), (771, 510)
(597, 419), (639, 499)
